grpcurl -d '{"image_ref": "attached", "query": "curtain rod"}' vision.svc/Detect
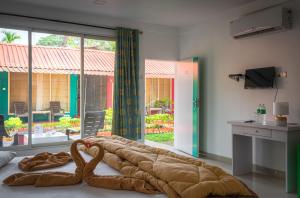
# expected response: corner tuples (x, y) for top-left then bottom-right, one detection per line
(0, 12), (143, 34)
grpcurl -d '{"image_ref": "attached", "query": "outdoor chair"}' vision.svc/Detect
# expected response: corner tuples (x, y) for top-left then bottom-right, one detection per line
(13, 102), (28, 119)
(66, 111), (106, 140)
(49, 101), (65, 121)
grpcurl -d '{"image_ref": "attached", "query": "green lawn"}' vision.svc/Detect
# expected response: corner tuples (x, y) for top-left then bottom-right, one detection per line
(145, 133), (174, 145)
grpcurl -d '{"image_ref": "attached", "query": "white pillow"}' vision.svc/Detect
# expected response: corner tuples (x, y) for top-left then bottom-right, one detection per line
(0, 151), (17, 168)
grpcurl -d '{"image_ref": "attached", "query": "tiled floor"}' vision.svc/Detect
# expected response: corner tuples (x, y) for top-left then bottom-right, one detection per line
(145, 140), (297, 198)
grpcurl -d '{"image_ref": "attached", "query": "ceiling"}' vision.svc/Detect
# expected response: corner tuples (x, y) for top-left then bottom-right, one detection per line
(6, 0), (256, 27)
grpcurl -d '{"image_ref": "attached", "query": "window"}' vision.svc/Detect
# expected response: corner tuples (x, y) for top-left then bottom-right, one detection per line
(31, 32), (81, 144)
(83, 38), (115, 137)
(0, 26), (115, 148)
(0, 28), (28, 147)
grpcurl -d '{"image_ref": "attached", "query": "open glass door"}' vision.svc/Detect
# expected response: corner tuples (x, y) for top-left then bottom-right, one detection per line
(144, 59), (176, 146)
(174, 57), (200, 157)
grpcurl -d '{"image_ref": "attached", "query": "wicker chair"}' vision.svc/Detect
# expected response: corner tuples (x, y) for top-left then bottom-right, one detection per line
(13, 101), (28, 119)
(66, 111), (106, 140)
(49, 101), (65, 121)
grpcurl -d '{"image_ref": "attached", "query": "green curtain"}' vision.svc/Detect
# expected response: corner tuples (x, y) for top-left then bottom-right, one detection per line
(112, 27), (141, 140)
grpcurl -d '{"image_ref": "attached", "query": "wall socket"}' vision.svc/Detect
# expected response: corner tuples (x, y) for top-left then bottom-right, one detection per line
(278, 71), (288, 78)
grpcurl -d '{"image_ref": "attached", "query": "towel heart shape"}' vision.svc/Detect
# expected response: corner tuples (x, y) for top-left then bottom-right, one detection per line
(82, 141), (158, 194)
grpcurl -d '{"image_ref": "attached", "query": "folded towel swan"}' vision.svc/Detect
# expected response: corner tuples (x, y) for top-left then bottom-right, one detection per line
(3, 140), (86, 186)
(3, 140), (157, 193)
(18, 152), (73, 171)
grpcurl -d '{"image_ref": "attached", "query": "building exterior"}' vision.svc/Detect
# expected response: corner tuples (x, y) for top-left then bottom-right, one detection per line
(0, 43), (175, 121)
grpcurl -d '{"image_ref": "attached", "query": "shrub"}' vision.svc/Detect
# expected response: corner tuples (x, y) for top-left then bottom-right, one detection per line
(145, 113), (174, 124)
(4, 117), (23, 132)
(58, 116), (80, 129)
(70, 118), (80, 127)
(105, 108), (113, 125)
(154, 98), (172, 108)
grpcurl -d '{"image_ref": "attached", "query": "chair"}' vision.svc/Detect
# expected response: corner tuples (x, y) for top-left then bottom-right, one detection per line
(49, 101), (65, 121)
(83, 111), (106, 137)
(66, 111), (106, 140)
(13, 102), (28, 118)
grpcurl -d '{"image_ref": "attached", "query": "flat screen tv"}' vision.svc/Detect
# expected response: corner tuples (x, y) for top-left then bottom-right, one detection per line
(244, 67), (276, 89)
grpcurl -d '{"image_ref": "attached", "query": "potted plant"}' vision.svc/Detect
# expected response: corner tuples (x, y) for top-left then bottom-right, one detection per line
(154, 98), (171, 113)
(4, 117), (24, 145)
(0, 115), (9, 147)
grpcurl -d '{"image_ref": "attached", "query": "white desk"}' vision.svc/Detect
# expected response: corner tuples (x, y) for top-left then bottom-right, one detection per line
(229, 121), (300, 193)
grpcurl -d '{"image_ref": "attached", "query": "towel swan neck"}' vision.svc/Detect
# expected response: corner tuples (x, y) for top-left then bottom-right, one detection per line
(71, 139), (87, 177)
(82, 142), (159, 194)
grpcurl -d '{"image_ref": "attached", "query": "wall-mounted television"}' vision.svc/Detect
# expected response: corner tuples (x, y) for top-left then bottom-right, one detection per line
(244, 67), (276, 89)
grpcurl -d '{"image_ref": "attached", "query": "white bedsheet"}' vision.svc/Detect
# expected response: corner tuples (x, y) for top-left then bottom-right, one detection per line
(0, 152), (167, 198)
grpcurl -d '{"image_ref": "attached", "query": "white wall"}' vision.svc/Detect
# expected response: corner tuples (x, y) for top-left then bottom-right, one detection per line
(179, 0), (300, 171)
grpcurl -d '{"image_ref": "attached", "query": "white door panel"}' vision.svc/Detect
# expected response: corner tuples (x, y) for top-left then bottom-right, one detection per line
(174, 60), (194, 155)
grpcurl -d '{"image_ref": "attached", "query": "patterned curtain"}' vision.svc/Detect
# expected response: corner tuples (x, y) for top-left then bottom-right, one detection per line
(112, 27), (141, 140)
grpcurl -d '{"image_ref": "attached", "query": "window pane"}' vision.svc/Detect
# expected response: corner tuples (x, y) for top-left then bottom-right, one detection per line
(0, 28), (28, 147)
(83, 38), (115, 138)
(31, 32), (80, 144)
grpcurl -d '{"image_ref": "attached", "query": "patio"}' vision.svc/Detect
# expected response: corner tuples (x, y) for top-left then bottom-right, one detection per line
(0, 43), (176, 146)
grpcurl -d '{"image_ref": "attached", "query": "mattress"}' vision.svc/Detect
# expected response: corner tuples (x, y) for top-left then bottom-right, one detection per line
(0, 152), (167, 198)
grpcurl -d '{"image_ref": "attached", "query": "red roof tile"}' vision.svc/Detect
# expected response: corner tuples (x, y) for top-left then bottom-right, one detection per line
(0, 43), (175, 78)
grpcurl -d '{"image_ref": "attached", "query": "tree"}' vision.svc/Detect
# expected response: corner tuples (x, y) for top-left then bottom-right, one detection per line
(37, 35), (80, 48)
(1, 31), (21, 43)
(36, 34), (115, 51)
(84, 39), (116, 51)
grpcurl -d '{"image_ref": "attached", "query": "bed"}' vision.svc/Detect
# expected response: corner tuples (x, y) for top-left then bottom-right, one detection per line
(0, 152), (167, 198)
(0, 136), (258, 198)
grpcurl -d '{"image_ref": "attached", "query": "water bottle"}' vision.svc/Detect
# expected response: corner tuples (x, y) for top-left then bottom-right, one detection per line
(261, 104), (267, 125)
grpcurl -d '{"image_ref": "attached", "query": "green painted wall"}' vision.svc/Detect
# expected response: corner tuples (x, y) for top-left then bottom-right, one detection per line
(70, 74), (78, 118)
(0, 72), (8, 119)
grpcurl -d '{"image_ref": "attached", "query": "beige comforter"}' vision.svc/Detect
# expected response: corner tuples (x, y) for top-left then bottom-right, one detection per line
(80, 136), (257, 198)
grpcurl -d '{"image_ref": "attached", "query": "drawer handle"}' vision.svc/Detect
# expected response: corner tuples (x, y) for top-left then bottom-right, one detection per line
(255, 130), (259, 133)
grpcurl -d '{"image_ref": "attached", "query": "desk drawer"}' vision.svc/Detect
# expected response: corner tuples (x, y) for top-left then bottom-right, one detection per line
(272, 130), (287, 142)
(232, 126), (245, 135)
(244, 127), (272, 138)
